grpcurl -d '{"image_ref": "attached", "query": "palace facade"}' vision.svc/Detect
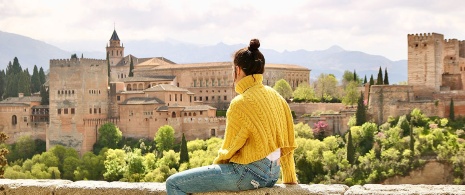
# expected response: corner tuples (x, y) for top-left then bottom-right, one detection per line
(0, 29), (311, 153)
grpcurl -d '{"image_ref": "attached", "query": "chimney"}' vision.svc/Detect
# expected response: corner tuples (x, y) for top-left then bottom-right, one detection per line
(18, 93), (24, 98)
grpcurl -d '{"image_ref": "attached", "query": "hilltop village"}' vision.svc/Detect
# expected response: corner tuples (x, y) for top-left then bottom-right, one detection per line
(0, 30), (310, 153)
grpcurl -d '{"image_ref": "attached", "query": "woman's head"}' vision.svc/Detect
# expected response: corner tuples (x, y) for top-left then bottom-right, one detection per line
(233, 39), (265, 77)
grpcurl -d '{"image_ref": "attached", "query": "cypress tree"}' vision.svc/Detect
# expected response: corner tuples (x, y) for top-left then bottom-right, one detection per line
(353, 70), (357, 82)
(71, 54), (77, 59)
(355, 91), (366, 126)
(0, 70), (4, 100)
(369, 75), (374, 85)
(31, 65), (41, 93)
(347, 130), (355, 165)
(383, 67), (389, 85)
(19, 69), (31, 96)
(39, 67), (46, 85)
(179, 133), (189, 164)
(363, 75), (367, 84)
(376, 66), (383, 85)
(450, 98), (455, 121)
(129, 56), (134, 77)
(40, 85), (49, 105)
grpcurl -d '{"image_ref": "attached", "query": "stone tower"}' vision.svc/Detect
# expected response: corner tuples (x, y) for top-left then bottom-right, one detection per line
(47, 58), (109, 153)
(407, 33), (444, 93)
(106, 30), (125, 67)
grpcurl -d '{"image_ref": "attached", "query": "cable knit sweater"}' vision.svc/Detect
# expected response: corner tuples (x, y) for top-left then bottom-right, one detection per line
(213, 74), (297, 183)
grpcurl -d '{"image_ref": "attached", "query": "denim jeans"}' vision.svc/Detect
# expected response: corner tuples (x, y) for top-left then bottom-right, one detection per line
(165, 158), (280, 195)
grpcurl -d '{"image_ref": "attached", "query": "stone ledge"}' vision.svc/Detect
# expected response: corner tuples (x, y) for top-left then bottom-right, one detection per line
(0, 179), (464, 194)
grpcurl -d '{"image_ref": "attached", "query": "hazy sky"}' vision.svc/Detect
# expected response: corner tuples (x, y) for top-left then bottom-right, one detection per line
(1, 0), (465, 61)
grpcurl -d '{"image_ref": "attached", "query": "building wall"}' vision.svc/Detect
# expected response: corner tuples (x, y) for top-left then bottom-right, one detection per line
(48, 58), (108, 153)
(0, 105), (46, 143)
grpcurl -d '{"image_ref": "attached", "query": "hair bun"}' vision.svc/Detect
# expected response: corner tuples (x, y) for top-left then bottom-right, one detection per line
(248, 39), (260, 51)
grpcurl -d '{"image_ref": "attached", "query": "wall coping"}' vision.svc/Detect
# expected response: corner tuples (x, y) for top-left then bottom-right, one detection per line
(0, 179), (465, 194)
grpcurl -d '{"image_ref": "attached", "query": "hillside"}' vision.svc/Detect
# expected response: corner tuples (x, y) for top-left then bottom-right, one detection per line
(0, 31), (70, 71)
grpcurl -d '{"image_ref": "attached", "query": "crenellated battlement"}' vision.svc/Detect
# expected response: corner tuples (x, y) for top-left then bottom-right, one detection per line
(408, 32), (435, 40)
(50, 58), (107, 67)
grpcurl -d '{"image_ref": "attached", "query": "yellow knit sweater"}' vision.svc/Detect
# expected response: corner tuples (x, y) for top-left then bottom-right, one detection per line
(213, 74), (297, 183)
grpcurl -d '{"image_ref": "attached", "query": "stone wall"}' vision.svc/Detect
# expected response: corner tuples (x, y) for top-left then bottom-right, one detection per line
(1, 180), (465, 194)
(383, 161), (453, 185)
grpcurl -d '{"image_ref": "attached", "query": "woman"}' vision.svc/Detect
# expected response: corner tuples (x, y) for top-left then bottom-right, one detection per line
(165, 39), (297, 194)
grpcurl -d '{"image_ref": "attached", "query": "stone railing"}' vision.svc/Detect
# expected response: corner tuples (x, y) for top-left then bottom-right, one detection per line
(1, 179), (465, 194)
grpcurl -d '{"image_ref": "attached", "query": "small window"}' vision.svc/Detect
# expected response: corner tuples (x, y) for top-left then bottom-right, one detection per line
(89, 108), (92, 114)
(94, 108), (97, 114)
(200, 111), (203, 115)
(99, 108), (101, 114)
(64, 108), (68, 114)
(117, 96), (121, 101)
(206, 96), (209, 101)
(224, 96), (227, 100)
(58, 109), (62, 115)
(12, 115), (17, 125)
(23, 117), (27, 122)
(71, 108), (75, 114)
(211, 129), (216, 136)
(58, 91), (60, 95)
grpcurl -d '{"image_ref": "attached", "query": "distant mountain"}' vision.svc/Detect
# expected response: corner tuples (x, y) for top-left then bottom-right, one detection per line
(0, 31), (70, 71)
(0, 31), (407, 83)
(122, 41), (408, 83)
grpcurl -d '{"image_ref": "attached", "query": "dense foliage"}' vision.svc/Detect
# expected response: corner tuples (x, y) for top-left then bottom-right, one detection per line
(0, 57), (47, 100)
(4, 109), (465, 184)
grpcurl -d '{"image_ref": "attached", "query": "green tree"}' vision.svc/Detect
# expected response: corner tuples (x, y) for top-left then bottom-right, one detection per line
(273, 79), (293, 100)
(179, 133), (189, 164)
(342, 70), (355, 88)
(363, 75), (367, 84)
(129, 56), (134, 77)
(124, 148), (145, 182)
(103, 149), (127, 181)
(347, 130), (355, 165)
(155, 125), (175, 153)
(0, 70), (4, 100)
(19, 69), (31, 96)
(40, 85), (49, 105)
(315, 73), (338, 100)
(384, 67), (389, 85)
(31, 65), (41, 93)
(450, 98), (455, 121)
(71, 54), (78, 59)
(376, 66), (383, 85)
(38, 67), (46, 85)
(342, 81), (359, 107)
(355, 91), (366, 126)
(9, 135), (36, 162)
(294, 122), (314, 139)
(369, 74), (374, 85)
(97, 123), (122, 149)
(292, 82), (315, 102)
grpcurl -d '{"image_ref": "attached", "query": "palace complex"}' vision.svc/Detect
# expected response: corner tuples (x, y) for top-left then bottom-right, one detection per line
(0, 30), (310, 153)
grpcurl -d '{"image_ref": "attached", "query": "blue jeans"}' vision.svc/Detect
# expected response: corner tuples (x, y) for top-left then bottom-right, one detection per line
(165, 158), (280, 195)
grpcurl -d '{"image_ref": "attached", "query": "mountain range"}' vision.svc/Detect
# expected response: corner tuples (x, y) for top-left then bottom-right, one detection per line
(0, 30), (407, 83)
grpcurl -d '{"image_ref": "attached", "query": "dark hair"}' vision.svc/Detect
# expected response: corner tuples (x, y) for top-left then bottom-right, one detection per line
(233, 39), (265, 76)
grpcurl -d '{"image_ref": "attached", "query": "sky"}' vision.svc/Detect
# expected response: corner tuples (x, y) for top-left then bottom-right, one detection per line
(1, 0), (465, 61)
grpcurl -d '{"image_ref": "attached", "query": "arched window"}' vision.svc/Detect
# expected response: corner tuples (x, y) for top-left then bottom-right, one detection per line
(171, 112), (176, 118)
(12, 115), (17, 125)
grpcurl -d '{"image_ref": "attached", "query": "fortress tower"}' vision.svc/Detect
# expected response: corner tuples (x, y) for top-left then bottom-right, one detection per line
(106, 30), (125, 67)
(47, 58), (109, 153)
(407, 33), (444, 93)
